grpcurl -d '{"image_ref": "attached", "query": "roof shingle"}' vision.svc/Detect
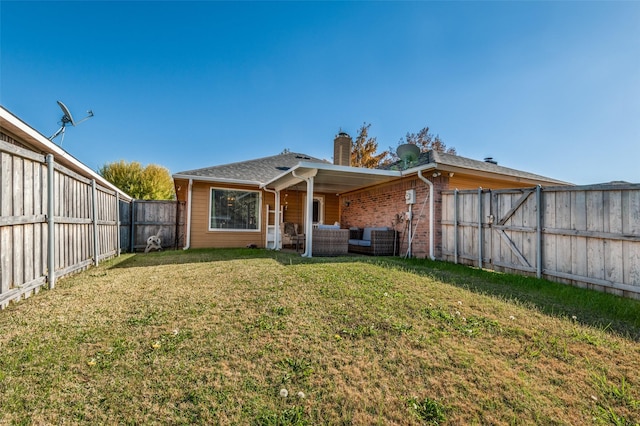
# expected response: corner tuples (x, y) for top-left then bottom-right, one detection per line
(174, 152), (330, 184)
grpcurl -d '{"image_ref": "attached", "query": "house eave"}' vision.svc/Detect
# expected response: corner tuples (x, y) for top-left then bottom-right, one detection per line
(402, 162), (571, 186)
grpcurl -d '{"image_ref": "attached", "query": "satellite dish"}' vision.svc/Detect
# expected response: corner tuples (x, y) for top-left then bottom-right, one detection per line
(396, 143), (421, 169)
(48, 100), (94, 143)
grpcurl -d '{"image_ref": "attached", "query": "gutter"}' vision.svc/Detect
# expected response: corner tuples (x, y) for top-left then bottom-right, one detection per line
(183, 179), (193, 250)
(417, 170), (436, 261)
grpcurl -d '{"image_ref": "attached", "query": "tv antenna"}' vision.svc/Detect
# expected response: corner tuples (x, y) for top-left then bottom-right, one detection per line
(48, 100), (94, 144)
(396, 143), (421, 169)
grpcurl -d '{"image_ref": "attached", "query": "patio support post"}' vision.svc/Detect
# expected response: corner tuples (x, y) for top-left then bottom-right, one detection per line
(275, 190), (281, 249)
(292, 169), (317, 257)
(46, 154), (56, 289)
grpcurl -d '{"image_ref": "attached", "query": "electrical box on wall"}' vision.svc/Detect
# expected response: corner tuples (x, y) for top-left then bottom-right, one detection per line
(405, 189), (416, 204)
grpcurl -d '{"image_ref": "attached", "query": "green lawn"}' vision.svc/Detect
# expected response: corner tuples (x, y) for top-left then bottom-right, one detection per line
(1, 249), (639, 425)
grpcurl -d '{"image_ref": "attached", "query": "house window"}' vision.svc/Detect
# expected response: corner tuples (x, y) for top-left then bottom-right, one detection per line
(209, 188), (260, 231)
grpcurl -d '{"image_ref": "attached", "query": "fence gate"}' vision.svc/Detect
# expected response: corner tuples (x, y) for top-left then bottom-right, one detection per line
(489, 187), (541, 275)
(443, 187), (542, 276)
(441, 184), (640, 299)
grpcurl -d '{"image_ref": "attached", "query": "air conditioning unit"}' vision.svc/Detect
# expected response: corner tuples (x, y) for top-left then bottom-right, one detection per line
(405, 189), (416, 205)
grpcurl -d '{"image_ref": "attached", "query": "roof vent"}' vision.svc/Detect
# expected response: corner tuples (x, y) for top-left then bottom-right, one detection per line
(484, 157), (498, 165)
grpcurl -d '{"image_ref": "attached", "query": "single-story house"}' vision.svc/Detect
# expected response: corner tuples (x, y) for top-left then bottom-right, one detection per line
(173, 133), (569, 258)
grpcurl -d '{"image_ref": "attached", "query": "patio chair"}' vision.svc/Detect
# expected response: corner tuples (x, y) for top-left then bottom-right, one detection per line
(281, 222), (304, 251)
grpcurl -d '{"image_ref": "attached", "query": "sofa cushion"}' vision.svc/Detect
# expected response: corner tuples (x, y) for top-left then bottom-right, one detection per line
(357, 240), (371, 247)
(317, 224), (340, 230)
(348, 239), (361, 245)
(362, 227), (389, 241)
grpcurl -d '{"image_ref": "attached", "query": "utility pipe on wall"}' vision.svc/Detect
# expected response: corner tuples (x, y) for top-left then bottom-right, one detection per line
(417, 170), (436, 260)
(406, 203), (413, 258)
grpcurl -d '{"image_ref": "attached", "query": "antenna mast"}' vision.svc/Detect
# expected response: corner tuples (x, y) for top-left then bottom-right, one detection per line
(48, 100), (94, 144)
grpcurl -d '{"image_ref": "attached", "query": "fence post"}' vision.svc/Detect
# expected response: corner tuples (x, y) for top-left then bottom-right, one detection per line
(130, 200), (135, 253)
(536, 185), (542, 279)
(454, 189), (458, 264)
(478, 187), (483, 269)
(91, 179), (99, 266)
(116, 192), (121, 256)
(46, 154), (56, 289)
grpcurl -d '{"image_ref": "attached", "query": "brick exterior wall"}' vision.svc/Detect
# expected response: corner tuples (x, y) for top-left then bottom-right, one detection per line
(340, 175), (449, 258)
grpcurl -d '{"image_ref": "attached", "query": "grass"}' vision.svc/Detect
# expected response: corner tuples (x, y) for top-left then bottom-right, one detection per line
(0, 248), (639, 425)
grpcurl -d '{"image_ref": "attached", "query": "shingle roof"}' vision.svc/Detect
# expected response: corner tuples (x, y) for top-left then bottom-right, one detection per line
(174, 152), (330, 184)
(383, 150), (570, 185)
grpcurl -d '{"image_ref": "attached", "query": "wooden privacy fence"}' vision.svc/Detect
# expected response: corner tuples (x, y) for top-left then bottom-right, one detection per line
(119, 200), (185, 252)
(0, 139), (124, 308)
(441, 184), (640, 299)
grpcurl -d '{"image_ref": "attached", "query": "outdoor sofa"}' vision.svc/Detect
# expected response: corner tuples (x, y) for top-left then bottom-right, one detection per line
(311, 225), (349, 256)
(348, 227), (398, 256)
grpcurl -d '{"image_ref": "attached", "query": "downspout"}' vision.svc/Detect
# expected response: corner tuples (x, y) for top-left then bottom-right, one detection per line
(292, 170), (314, 257)
(417, 170), (436, 260)
(183, 179), (193, 250)
(263, 187), (281, 249)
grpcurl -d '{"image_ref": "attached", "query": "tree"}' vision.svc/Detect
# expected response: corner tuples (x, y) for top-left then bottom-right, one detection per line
(399, 127), (456, 154)
(351, 123), (390, 169)
(384, 126), (456, 164)
(98, 160), (175, 200)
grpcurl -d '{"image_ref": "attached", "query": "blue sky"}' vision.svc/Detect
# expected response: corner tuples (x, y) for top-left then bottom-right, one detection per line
(2, 1), (638, 185)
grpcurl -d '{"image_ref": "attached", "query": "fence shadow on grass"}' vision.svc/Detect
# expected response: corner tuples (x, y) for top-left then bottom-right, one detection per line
(376, 257), (640, 342)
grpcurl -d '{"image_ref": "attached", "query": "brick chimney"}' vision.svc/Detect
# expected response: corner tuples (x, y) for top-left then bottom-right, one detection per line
(333, 131), (351, 166)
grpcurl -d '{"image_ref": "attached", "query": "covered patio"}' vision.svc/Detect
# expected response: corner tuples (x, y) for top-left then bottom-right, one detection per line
(262, 161), (427, 257)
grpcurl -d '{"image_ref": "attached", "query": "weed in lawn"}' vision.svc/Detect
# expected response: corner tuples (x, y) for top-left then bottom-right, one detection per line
(254, 405), (308, 426)
(340, 323), (378, 339)
(278, 357), (314, 384)
(272, 305), (292, 316)
(592, 373), (640, 409)
(248, 314), (287, 332)
(407, 396), (447, 424)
